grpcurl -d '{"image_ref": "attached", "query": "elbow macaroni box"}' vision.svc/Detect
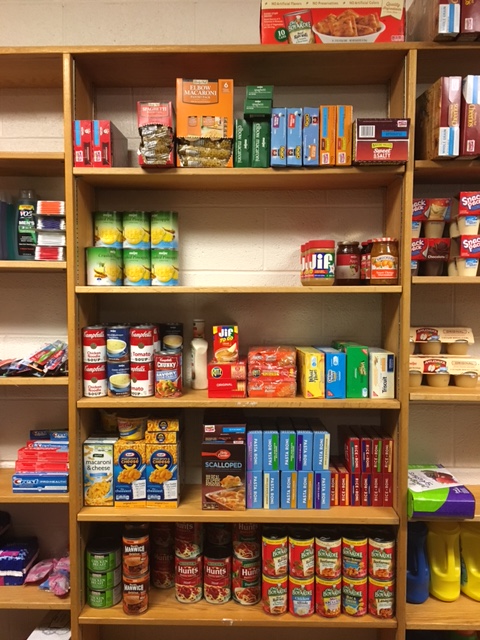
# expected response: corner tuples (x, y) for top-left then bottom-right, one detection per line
(146, 442), (180, 507)
(114, 440), (146, 507)
(83, 436), (117, 507)
(368, 348), (395, 399)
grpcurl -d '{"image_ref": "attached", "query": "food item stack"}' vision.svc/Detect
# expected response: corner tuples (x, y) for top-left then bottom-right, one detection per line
(35, 200), (66, 261)
(247, 345), (297, 398)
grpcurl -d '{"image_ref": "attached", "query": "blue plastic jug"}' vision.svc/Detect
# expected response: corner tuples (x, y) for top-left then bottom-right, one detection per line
(407, 521), (430, 604)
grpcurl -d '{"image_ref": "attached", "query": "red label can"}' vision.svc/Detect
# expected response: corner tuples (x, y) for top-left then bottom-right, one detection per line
(262, 574), (288, 615)
(342, 576), (367, 617)
(151, 550), (175, 589)
(204, 548), (231, 604)
(232, 555), (261, 605)
(233, 522), (260, 542)
(82, 326), (106, 363)
(130, 361), (154, 397)
(288, 576), (314, 617)
(262, 531), (288, 577)
(122, 573), (149, 615)
(151, 522), (174, 548)
(315, 534), (342, 579)
(130, 324), (155, 363)
(368, 535), (395, 580)
(175, 522), (203, 559)
(206, 523), (232, 548)
(175, 555), (203, 603)
(342, 534), (368, 579)
(155, 352), (182, 397)
(289, 535), (315, 579)
(83, 362), (107, 397)
(122, 530), (149, 578)
(368, 577), (395, 619)
(315, 576), (342, 618)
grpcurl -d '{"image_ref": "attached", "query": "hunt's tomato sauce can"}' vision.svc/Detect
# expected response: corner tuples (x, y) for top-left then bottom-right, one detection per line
(368, 577), (395, 619)
(151, 522), (174, 548)
(342, 576), (367, 617)
(205, 523), (232, 548)
(288, 576), (314, 617)
(203, 547), (231, 604)
(315, 532), (342, 579)
(233, 523), (260, 560)
(342, 532), (367, 579)
(315, 576), (342, 618)
(262, 574), (288, 615)
(262, 527), (288, 577)
(368, 534), (395, 580)
(175, 522), (203, 559)
(232, 555), (261, 605)
(288, 530), (314, 579)
(175, 555), (203, 603)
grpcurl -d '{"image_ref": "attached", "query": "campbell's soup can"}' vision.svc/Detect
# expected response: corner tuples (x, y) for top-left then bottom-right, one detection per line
(122, 525), (150, 578)
(155, 352), (182, 398)
(130, 361), (154, 397)
(151, 522), (174, 548)
(130, 324), (155, 363)
(342, 576), (367, 617)
(122, 573), (149, 615)
(82, 325), (106, 363)
(368, 534), (395, 580)
(232, 555), (261, 605)
(107, 360), (130, 397)
(175, 522), (203, 558)
(106, 324), (130, 362)
(83, 362), (107, 397)
(175, 555), (203, 603)
(262, 527), (288, 577)
(315, 530), (342, 579)
(342, 532), (368, 579)
(160, 322), (183, 353)
(262, 574), (288, 615)
(206, 523), (232, 548)
(151, 550), (175, 589)
(368, 577), (395, 619)
(204, 547), (231, 604)
(288, 529), (314, 579)
(288, 576), (314, 617)
(315, 576), (342, 618)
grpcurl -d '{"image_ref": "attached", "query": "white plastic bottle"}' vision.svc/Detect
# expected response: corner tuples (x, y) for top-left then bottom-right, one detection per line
(191, 319), (208, 389)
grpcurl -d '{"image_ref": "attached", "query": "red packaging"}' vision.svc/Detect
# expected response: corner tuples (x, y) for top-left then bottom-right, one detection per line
(82, 326), (106, 364)
(368, 577), (395, 618)
(288, 533), (315, 579)
(72, 120), (92, 167)
(314, 534), (341, 580)
(175, 556), (203, 603)
(459, 0), (480, 40)
(204, 549), (231, 604)
(208, 359), (247, 380)
(262, 574), (288, 615)
(207, 389), (247, 399)
(151, 550), (175, 589)
(130, 325), (155, 363)
(372, 472), (383, 506)
(232, 556), (261, 605)
(154, 353), (182, 398)
(368, 535), (395, 581)
(315, 576), (342, 617)
(411, 238), (451, 262)
(361, 436), (372, 473)
(83, 362), (107, 398)
(247, 378), (297, 398)
(92, 120), (128, 168)
(342, 429), (360, 472)
(350, 473), (362, 506)
(329, 465), (339, 506)
(361, 474), (371, 506)
(288, 576), (315, 617)
(383, 472), (394, 507)
(342, 534), (367, 579)
(333, 459), (349, 506)
(137, 101), (175, 167)
(247, 345), (296, 367)
(175, 522), (203, 558)
(207, 379), (247, 392)
(353, 118), (410, 164)
(262, 529), (288, 577)
(342, 576), (367, 616)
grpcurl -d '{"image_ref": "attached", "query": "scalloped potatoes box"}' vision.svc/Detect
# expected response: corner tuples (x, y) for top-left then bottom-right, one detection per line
(260, 1), (405, 45)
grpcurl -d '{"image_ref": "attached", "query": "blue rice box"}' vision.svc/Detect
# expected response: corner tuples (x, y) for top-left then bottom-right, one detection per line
(296, 430), (313, 471)
(247, 471), (263, 508)
(263, 430), (279, 471)
(279, 430), (296, 471)
(270, 108), (287, 167)
(263, 470), (280, 509)
(313, 431), (331, 471)
(12, 472), (69, 493)
(297, 470), (314, 509)
(407, 465), (475, 519)
(303, 107), (319, 166)
(315, 347), (346, 399)
(286, 108), (303, 166)
(281, 471), (297, 509)
(314, 470), (331, 509)
(247, 429), (263, 471)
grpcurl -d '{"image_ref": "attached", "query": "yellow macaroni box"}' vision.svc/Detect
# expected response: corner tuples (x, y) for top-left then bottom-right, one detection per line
(145, 430), (180, 444)
(296, 346), (325, 398)
(83, 436), (117, 507)
(320, 105), (336, 166)
(146, 415), (181, 432)
(146, 442), (180, 507)
(114, 440), (146, 507)
(336, 105), (353, 165)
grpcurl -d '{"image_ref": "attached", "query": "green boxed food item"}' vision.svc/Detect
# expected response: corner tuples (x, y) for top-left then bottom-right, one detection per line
(251, 119), (271, 168)
(244, 99), (273, 117)
(234, 119), (252, 167)
(246, 85), (274, 100)
(332, 341), (368, 398)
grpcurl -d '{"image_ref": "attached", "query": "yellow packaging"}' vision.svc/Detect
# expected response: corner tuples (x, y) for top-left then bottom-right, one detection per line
(145, 430), (180, 444)
(320, 105), (336, 166)
(296, 347), (325, 398)
(146, 442), (180, 508)
(113, 440), (146, 507)
(147, 415), (180, 432)
(336, 105), (353, 166)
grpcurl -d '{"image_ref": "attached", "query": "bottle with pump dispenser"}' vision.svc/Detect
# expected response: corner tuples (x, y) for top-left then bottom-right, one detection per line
(191, 319), (208, 390)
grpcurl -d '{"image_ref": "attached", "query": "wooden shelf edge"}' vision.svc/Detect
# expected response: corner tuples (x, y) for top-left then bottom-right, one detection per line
(406, 595), (480, 630)
(75, 285), (402, 295)
(0, 261), (66, 272)
(0, 377), (68, 387)
(412, 276), (480, 285)
(0, 587), (70, 610)
(410, 387), (480, 403)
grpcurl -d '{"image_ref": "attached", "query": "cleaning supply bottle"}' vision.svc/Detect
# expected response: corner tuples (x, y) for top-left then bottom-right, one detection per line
(11, 188), (37, 260)
(427, 521), (461, 602)
(191, 319), (208, 390)
(460, 521), (480, 601)
(406, 521), (430, 604)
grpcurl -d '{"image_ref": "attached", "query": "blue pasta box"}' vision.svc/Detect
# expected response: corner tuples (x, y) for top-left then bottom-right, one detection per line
(247, 429), (263, 471)
(270, 108), (287, 166)
(297, 470), (314, 509)
(296, 430), (313, 471)
(247, 471), (263, 508)
(407, 465), (476, 519)
(315, 347), (346, 399)
(264, 470), (280, 509)
(279, 430), (296, 471)
(281, 470), (297, 509)
(314, 470), (331, 509)
(313, 430), (331, 471)
(263, 430), (279, 471)
(303, 107), (319, 166)
(286, 108), (303, 166)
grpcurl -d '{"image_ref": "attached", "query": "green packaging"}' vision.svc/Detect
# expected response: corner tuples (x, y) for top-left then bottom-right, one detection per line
(234, 119), (252, 167)
(151, 248), (179, 286)
(94, 211), (123, 248)
(150, 210), (178, 249)
(251, 119), (271, 168)
(332, 341), (369, 398)
(87, 565), (121, 591)
(87, 584), (122, 608)
(123, 248), (151, 286)
(122, 210), (150, 249)
(244, 99), (273, 117)
(246, 85), (274, 100)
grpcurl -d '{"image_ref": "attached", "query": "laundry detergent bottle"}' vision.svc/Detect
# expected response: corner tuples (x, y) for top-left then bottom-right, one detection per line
(407, 521), (430, 604)
(427, 521), (461, 602)
(460, 521), (480, 601)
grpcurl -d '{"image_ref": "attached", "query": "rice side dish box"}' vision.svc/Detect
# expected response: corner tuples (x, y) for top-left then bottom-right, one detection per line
(408, 465), (476, 518)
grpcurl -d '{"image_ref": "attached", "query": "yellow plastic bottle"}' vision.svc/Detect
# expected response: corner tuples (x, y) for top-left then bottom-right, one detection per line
(460, 522), (480, 601)
(427, 521), (461, 602)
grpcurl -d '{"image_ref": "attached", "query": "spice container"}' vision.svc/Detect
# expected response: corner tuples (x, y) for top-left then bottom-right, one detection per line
(335, 241), (360, 285)
(370, 237), (399, 285)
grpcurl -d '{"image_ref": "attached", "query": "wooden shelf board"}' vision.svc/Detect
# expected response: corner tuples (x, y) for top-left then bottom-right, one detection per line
(0, 377), (68, 387)
(78, 484), (399, 525)
(0, 260), (66, 272)
(77, 389), (400, 410)
(414, 160), (480, 184)
(73, 166), (404, 191)
(0, 469), (69, 504)
(412, 276), (480, 285)
(80, 587), (396, 627)
(0, 152), (64, 177)
(75, 285), (402, 295)
(0, 586), (70, 610)
(0, 51), (64, 88)
(410, 387), (480, 403)
(406, 595), (480, 630)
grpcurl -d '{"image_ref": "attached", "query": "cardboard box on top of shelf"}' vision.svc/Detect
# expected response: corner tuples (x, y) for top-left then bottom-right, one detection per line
(92, 120), (128, 168)
(460, 75), (480, 158)
(458, 0), (480, 40)
(407, 0), (460, 41)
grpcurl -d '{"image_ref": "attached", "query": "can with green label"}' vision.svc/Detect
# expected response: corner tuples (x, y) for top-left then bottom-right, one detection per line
(86, 538), (121, 573)
(151, 249), (179, 286)
(123, 211), (150, 249)
(87, 583), (122, 608)
(150, 211), (178, 250)
(87, 565), (122, 591)
(123, 249), (151, 286)
(94, 211), (123, 248)
(86, 247), (122, 286)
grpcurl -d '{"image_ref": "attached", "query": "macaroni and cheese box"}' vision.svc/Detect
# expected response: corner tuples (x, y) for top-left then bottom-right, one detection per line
(146, 442), (180, 508)
(247, 429), (263, 471)
(83, 436), (117, 507)
(263, 430), (279, 471)
(314, 470), (331, 509)
(336, 105), (353, 165)
(147, 415), (181, 432)
(247, 470), (263, 508)
(315, 346), (346, 399)
(281, 470), (297, 508)
(320, 105), (336, 166)
(368, 348), (395, 399)
(113, 440), (146, 507)
(286, 108), (303, 166)
(279, 430), (296, 471)
(296, 346), (325, 398)
(303, 107), (319, 166)
(297, 470), (314, 509)
(264, 470), (280, 509)
(270, 108), (287, 166)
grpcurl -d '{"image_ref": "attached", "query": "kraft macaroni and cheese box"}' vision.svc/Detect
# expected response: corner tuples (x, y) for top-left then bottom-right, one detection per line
(271, 108), (287, 166)
(297, 470), (314, 509)
(286, 108), (303, 166)
(263, 430), (279, 471)
(296, 346), (325, 398)
(281, 470), (297, 508)
(314, 470), (331, 509)
(247, 471), (263, 508)
(264, 470), (280, 509)
(369, 348), (395, 399)
(313, 430), (331, 471)
(146, 442), (180, 508)
(303, 107), (319, 166)
(315, 347), (346, 399)
(247, 430), (263, 471)
(320, 105), (336, 166)
(114, 440), (146, 507)
(279, 430), (296, 471)
(296, 430), (313, 471)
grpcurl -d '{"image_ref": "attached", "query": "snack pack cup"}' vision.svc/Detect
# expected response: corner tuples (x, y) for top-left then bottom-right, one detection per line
(426, 373), (450, 388)
(423, 261), (445, 277)
(447, 341), (469, 356)
(409, 371), (423, 387)
(454, 373), (478, 388)
(457, 216), (480, 236)
(424, 220), (445, 238)
(419, 342), (441, 355)
(448, 257), (479, 278)
(449, 220), (460, 238)
(412, 221), (422, 239)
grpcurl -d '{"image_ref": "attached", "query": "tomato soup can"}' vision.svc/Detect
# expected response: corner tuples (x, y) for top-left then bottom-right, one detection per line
(122, 525), (150, 578)
(123, 248), (151, 286)
(107, 360), (130, 397)
(83, 362), (107, 397)
(175, 555), (203, 603)
(206, 523), (232, 548)
(289, 531), (315, 579)
(368, 577), (395, 619)
(315, 576), (342, 618)
(262, 527), (288, 577)
(151, 249), (179, 287)
(94, 210), (123, 248)
(105, 324), (130, 362)
(342, 533), (368, 579)
(83, 325), (106, 363)
(288, 575), (315, 617)
(130, 361), (154, 397)
(315, 532), (342, 579)
(342, 576), (367, 617)
(175, 522), (203, 559)
(130, 324), (155, 363)
(262, 574), (288, 615)
(155, 352), (182, 398)
(86, 247), (122, 286)
(123, 573), (149, 615)
(368, 534), (395, 581)
(232, 555), (261, 605)
(151, 522), (174, 548)
(204, 547), (231, 604)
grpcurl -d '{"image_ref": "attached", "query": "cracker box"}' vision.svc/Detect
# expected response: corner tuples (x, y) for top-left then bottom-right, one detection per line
(234, 119), (251, 168)
(208, 359), (247, 381)
(416, 77), (461, 160)
(246, 470), (263, 508)
(281, 470), (297, 508)
(296, 346), (325, 398)
(113, 440), (146, 507)
(315, 346), (346, 399)
(136, 101), (175, 167)
(353, 118), (410, 164)
(270, 107), (287, 166)
(460, 76), (480, 158)
(92, 120), (128, 168)
(368, 348), (395, 399)
(407, 0), (460, 41)
(286, 108), (303, 166)
(83, 436), (117, 507)
(459, 0), (480, 40)
(146, 442), (180, 507)
(336, 105), (353, 166)
(260, 1), (405, 45)
(72, 120), (92, 167)
(303, 107), (319, 166)
(408, 465), (475, 519)
(264, 470), (280, 509)
(320, 105), (336, 166)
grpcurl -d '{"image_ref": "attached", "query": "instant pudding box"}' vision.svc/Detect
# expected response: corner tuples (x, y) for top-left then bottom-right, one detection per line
(260, 1), (405, 45)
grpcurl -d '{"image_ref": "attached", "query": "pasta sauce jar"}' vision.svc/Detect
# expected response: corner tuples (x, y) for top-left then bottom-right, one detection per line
(370, 237), (399, 285)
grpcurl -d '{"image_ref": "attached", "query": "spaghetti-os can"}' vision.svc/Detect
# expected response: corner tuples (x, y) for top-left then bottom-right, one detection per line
(342, 576), (367, 617)
(262, 574), (288, 615)
(130, 324), (155, 363)
(315, 576), (342, 618)
(368, 577), (395, 619)
(175, 522), (203, 559)
(122, 524), (149, 578)
(342, 532), (368, 579)
(262, 527), (288, 577)
(122, 573), (149, 615)
(82, 326), (106, 363)
(130, 361), (154, 397)
(83, 363), (107, 397)
(368, 534), (395, 580)
(175, 555), (203, 603)
(289, 530), (314, 579)
(315, 530), (342, 579)
(232, 556), (261, 605)
(204, 547), (231, 604)
(288, 576), (314, 617)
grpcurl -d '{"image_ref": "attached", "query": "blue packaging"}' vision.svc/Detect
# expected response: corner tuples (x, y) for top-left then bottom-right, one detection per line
(281, 470), (297, 509)
(297, 470), (314, 509)
(264, 470), (280, 509)
(263, 430), (279, 471)
(247, 471), (263, 508)
(12, 472), (69, 493)
(314, 471), (331, 509)
(247, 430), (263, 471)
(270, 108), (287, 167)
(29, 430), (69, 441)
(315, 347), (346, 399)
(279, 430), (296, 471)
(313, 431), (331, 471)
(296, 430), (313, 471)
(286, 108), (303, 166)
(303, 107), (319, 166)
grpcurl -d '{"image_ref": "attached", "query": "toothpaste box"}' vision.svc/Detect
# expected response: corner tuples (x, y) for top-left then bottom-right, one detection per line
(303, 107), (319, 166)
(286, 108), (303, 166)
(12, 472), (69, 493)
(315, 347), (346, 399)
(279, 430), (296, 471)
(247, 429), (263, 471)
(247, 471), (263, 508)
(281, 470), (297, 508)
(369, 348), (395, 399)
(297, 470), (314, 509)
(407, 465), (475, 518)
(314, 470), (331, 509)
(270, 108), (287, 166)
(296, 346), (325, 398)
(114, 440), (146, 507)
(296, 430), (313, 471)
(72, 120), (92, 167)
(263, 430), (279, 471)
(313, 430), (330, 471)
(336, 105), (353, 166)
(319, 105), (336, 166)
(264, 470), (280, 509)
(30, 430), (68, 441)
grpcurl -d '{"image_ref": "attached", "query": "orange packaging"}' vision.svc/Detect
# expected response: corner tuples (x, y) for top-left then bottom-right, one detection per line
(320, 106), (336, 166)
(336, 105), (353, 165)
(212, 325), (239, 363)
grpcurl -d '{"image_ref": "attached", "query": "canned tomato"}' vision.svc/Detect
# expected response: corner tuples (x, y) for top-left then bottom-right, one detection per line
(122, 525), (149, 578)
(232, 555), (261, 605)
(288, 576), (314, 617)
(175, 555), (203, 603)
(262, 574), (288, 615)
(262, 528), (288, 577)
(206, 523), (232, 548)
(151, 522), (174, 548)
(368, 534), (395, 580)
(204, 547), (231, 604)
(107, 360), (130, 397)
(106, 325), (130, 361)
(123, 210), (150, 249)
(342, 576), (367, 617)
(233, 522), (260, 542)
(315, 576), (342, 618)
(124, 248), (151, 286)
(130, 361), (154, 397)
(289, 531), (314, 579)
(123, 573), (149, 615)
(155, 352), (182, 398)
(315, 532), (342, 579)
(87, 565), (121, 591)
(88, 584), (122, 609)
(368, 577), (395, 619)
(83, 362), (107, 398)
(94, 210), (123, 248)
(130, 324), (155, 363)
(160, 322), (183, 353)
(151, 550), (175, 589)
(175, 522), (203, 558)
(342, 533), (368, 579)
(86, 538), (121, 573)
(151, 249), (179, 287)
(82, 326), (106, 363)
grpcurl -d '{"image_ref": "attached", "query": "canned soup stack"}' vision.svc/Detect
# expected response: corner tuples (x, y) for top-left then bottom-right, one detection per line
(86, 537), (122, 609)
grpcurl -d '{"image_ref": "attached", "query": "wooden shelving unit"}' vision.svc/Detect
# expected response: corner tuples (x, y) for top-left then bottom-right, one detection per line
(0, 469), (69, 503)
(410, 387), (480, 403)
(406, 596), (480, 630)
(0, 587), (70, 611)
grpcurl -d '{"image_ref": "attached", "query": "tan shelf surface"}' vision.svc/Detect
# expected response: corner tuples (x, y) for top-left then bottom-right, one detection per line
(0, 260), (66, 272)
(0, 377), (68, 387)
(0, 469), (69, 504)
(0, 152), (64, 176)
(410, 387), (480, 403)
(0, 50), (64, 88)
(78, 484), (399, 525)
(74, 166), (404, 191)
(76, 285), (402, 295)
(0, 586), (70, 610)
(77, 389), (400, 410)
(414, 160), (480, 184)
(80, 587), (396, 627)
(412, 276), (480, 285)
(406, 595), (480, 630)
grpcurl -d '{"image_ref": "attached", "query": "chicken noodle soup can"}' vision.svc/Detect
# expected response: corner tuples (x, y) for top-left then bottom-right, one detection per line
(262, 528), (288, 577)
(130, 361), (154, 398)
(342, 576), (367, 617)
(288, 575), (314, 617)
(122, 573), (149, 615)
(315, 533), (342, 579)
(204, 547), (231, 604)
(232, 556), (261, 605)
(94, 210), (123, 248)
(150, 210), (178, 249)
(175, 555), (203, 603)
(130, 324), (155, 363)
(342, 533), (368, 579)
(155, 352), (182, 398)
(368, 577), (395, 619)
(315, 576), (342, 618)
(123, 210), (150, 249)
(86, 247), (122, 286)
(368, 535), (395, 580)
(262, 574), (288, 615)
(123, 249), (151, 286)
(289, 532), (315, 579)
(83, 363), (107, 397)
(83, 325), (106, 363)
(175, 522), (203, 558)
(151, 249), (179, 286)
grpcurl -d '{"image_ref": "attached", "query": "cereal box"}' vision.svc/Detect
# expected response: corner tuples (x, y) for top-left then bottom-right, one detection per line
(114, 440), (146, 507)
(146, 442), (180, 508)
(83, 436), (117, 507)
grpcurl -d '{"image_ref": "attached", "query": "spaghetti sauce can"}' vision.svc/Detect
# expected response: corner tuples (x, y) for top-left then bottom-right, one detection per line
(82, 326), (106, 363)
(262, 527), (288, 577)
(122, 525), (150, 578)
(368, 534), (395, 580)
(151, 550), (175, 589)
(315, 576), (342, 618)
(262, 574), (288, 615)
(151, 522), (174, 548)
(175, 555), (203, 603)
(288, 576), (315, 617)
(342, 532), (368, 579)
(175, 522), (203, 559)
(232, 555), (261, 605)
(203, 547), (231, 604)
(315, 532), (342, 579)
(122, 573), (149, 615)
(289, 531), (314, 579)
(368, 577), (395, 619)
(342, 576), (367, 617)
